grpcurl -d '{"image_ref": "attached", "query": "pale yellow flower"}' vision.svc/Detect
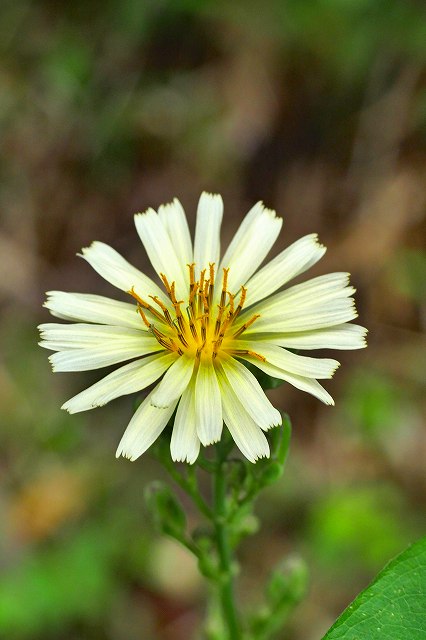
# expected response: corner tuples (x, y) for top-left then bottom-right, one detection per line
(39, 193), (366, 463)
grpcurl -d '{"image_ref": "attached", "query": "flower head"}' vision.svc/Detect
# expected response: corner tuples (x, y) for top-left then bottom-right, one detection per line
(39, 193), (366, 463)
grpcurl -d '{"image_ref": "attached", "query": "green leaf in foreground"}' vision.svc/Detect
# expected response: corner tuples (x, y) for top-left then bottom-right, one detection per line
(322, 536), (426, 640)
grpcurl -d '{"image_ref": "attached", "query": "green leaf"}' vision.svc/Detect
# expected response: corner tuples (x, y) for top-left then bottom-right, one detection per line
(322, 536), (426, 639)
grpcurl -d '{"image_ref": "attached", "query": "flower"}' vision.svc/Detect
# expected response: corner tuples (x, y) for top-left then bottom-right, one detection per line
(39, 193), (366, 464)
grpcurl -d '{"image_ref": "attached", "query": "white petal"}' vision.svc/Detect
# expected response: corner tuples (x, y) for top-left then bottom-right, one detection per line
(243, 355), (335, 405)
(217, 373), (270, 462)
(134, 208), (188, 300)
(48, 336), (162, 372)
(158, 198), (193, 269)
(193, 192), (223, 274)
(239, 297), (358, 334)
(171, 379), (200, 464)
(116, 385), (178, 461)
(150, 355), (194, 408)
(252, 324), (368, 350)
(44, 292), (144, 329)
(278, 272), (352, 307)
(38, 323), (153, 350)
(218, 356), (281, 429)
(219, 201), (265, 267)
(247, 273), (353, 318)
(231, 340), (340, 379)
(195, 358), (223, 446)
(220, 202), (282, 293)
(244, 234), (326, 306)
(62, 352), (176, 413)
(80, 242), (166, 301)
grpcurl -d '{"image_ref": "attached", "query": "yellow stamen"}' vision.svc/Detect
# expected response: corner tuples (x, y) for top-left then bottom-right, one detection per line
(128, 287), (166, 324)
(129, 264), (262, 360)
(231, 349), (266, 362)
(136, 305), (151, 329)
(228, 292), (235, 315)
(187, 263), (196, 286)
(149, 295), (174, 326)
(199, 268), (206, 293)
(232, 286), (247, 320)
(150, 325), (172, 348)
(149, 295), (167, 312)
(232, 314), (260, 338)
(159, 273), (172, 297)
(215, 304), (225, 336)
(220, 268), (229, 309)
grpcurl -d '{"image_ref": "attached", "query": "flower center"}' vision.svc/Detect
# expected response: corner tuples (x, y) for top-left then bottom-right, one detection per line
(128, 264), (263, 362)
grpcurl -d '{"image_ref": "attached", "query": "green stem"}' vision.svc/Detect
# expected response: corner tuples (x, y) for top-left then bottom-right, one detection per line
(162, 455), (213, 520)
(213, 444), (241, 639)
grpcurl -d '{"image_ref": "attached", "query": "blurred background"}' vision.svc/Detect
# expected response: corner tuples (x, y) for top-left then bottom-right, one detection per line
(0, 1), (425, 638)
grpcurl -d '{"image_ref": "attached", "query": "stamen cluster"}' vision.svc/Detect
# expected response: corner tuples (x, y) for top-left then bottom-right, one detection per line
(129, 263), (263, 362)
